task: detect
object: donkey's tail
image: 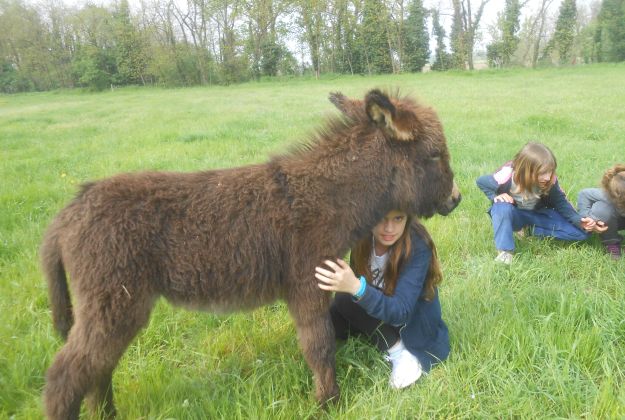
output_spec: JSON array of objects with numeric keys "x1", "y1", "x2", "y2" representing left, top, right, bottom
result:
[{"x1": 40, "y1": 226, "x2": 73, "y2": 341}]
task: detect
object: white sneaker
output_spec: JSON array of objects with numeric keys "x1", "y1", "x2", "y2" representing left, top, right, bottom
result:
[
  {"x1": 494, "y1": 251, "x2": 513, "y2": 265},
  {"x1": 389, "y1": 349, "x2": 423, "y2": 389}
]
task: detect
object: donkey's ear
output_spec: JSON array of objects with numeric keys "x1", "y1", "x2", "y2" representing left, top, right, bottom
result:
[
  {"x1": 365, "y1": 89, "x2": 412, "y2": 141},
  {"x1": 329, "y1": 91, "x2": 363, "y2": 119},
  {"x1": 365, "y1": 89, "x2": 394, "y2": 125},
  {"x1": 329, "y1": 91, "x2": 348, "y2": 110}
]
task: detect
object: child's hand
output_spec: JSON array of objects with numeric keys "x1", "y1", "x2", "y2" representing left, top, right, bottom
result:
[
  {"x1": 580, "y1": 217, "x2": 609, "y2": 233},
  {"x1": 580, "y1": 217, "x2": 596, "y2": 232},
  {"x1": 593, "y1": 220, "x2": 608, "y2": 233},
  {"x1": 494, "y1": 193, "x2": 514, "y2": 204},
  {"x1": 315, "y1": 259, "x2": 360, "y2": 295}
]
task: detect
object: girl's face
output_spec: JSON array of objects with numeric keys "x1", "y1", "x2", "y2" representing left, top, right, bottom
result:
[
  {"x1": 372, "y1": 210, "x2": 408, "y2": 251},
  {"x1": 537, "y1": 169, "x2": 554, "y2": 189}
]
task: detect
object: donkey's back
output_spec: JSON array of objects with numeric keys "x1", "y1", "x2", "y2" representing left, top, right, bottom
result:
[{"x1": 46, "y1": 166, "x2": 289, "y2": 315}]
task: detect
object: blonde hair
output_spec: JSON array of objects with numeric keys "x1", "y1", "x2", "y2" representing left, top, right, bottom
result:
[
  {"x1": 602, "y1": 164, "x2": 625, "y2": 214},
  {"x1": 512, "y1": 142, "x2": 557, "y2": 194},
  {"x1": 351, "y1": 217, "x2": 441, "y2": 301}
]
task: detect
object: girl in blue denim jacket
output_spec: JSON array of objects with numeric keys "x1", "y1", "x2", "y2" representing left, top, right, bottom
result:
[{"x1": 315, "y1": 210, "x2": 449, "y2": 389}]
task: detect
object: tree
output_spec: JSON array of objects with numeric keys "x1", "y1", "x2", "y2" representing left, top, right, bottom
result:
[
  {"x1": 341, "y1": 0, "x2": 365, "y2": 74},
  {"x1": 113, "y1": 0, "x2": 149, "y2": 85},
  {"x1": 596, "y1": 0, "x2": 625, "y2": 62},
  {"x1": 0, "y1": 0, "x2": 57, "y2": 91},
  {"x1": 516, "y1": 0, "x2": 555, "y2": 67},
  {"x1": 360, "y1": 0, "x2": 393, "y2": 74},
  {"x1": 297, "y1": 0, "x2": 325, "y2": 78},
  {"x1": 211, "y1": 0, "x2": 248, "y2": 84},
  {"x1": 0, "y1": 57, "x2": 32, "y2": 92},
  {"x1": 431, "y1": 8, "x2": 451, "y2": 70},
  {"x1": 170, "y1": 0, "x2": 217, "y2": 85},
  {"x1": 142, "y1": 0, "x2": 200, "y2": 86},
  {"x1": 244, "y1": 0, "x2": 290, "y2": 78},
  {"x1": 402, "y1": 0, "x2": 429, "y2": 72},
  {"x1": 41, "y1": 0, "x2": 75, "y2": 88},
  {"x1": 69, "y1": 5, "x2": 118, "y2": 90},
  {"x1": 544, "y1": 0, "x2": 577, "y2": 64},
  {"x1": 450, "y1": 0, "x2": 491, "y2": 70},
  {"x1": 386, "y1": 0, "x2": 406, "y2": 73},
  {"x1": 576, "y1": 1, "x2": 601, "y2": 63},
  {"x1": 486, "y1": 0, "x2": 524, "y2": 67},
  {"x1": 531, "y1": 0, "x2": 555, "y2": 67},
  {"x1": 72, "y1": 44, "x2": 117, "y2": 90},
  {"x1": 450, "y1": 0, "x2": 467, "y2": 68}
]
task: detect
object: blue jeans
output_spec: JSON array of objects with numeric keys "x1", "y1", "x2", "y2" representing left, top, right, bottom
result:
[{"x1": 489, "y1": 203, "x2": 589, "y2": 252}]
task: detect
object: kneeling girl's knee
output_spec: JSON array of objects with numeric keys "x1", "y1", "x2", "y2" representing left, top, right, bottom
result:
[{"x1": 490, "y1": 202, "x2": 515, "y2": 218}]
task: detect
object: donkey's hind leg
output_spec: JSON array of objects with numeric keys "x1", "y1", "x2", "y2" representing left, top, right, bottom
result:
[
  {"x1": 287, "y1": 289, "x2": 339, "y2": 405},
  {"x1": 85, "y1": 370, "x2": 115, "y2": 419},
  {"x1": 44, "y1": 290, "x2": 155, "y2": 420}
]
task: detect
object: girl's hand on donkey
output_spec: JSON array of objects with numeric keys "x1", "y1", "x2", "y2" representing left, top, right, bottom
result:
[
  {"x1": 494, "y1": 193, "x2": 514, "y2": 204},
  {"x1": 315, "y1": 259, "x2": 360, "y2": 295}
]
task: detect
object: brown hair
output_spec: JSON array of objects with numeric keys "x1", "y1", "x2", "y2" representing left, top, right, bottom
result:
[
  {"x1": 602, "y1": 164, "x2": 625, "y2": 214},
  {"x1": 512, "y1": 142, "x2": 557, "y2": 194},
  {"x1": 351, "y1": 216, "x2": 442, "y2": 301}
]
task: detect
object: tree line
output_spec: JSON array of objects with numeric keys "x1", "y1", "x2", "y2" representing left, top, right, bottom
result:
[{"x1": 1, "y1": 0, "x2": 624, "y2": 92}]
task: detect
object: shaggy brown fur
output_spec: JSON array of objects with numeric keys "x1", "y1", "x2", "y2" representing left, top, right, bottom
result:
[{"x1": 41, "y1": 89, "x2": 461, "y2": 419}]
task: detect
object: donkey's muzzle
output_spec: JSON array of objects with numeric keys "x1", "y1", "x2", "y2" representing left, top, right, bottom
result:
[{"x1": 437, "y1": 182, "x2": 461, "y2": 216}]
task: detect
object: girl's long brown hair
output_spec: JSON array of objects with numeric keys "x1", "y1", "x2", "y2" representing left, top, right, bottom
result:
[
  {"x1": 512, "y1": 142, "x2": 557, "y2": 195},
  {"x1": 351, "y1": 216, "x2": 442, "y2": 301}
]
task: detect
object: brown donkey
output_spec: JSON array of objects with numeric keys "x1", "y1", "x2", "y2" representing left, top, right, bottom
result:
[{"x1": 41, "y1": 89, "x2": 461, "y2": 418}]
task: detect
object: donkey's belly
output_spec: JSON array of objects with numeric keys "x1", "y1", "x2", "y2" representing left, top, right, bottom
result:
[{"x1": 160, "y1": 274, "x2": 283, "y2": 314}]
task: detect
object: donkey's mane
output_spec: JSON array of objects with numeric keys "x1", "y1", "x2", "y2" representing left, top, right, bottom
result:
[
  {"x1": 275, "y1": 89, "x2": 422, "y2": 164},
  {"x1": 274, "y1": 112, "x2": 365, "y2": 163}
]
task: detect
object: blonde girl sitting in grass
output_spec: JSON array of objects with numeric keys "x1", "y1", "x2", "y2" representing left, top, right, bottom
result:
[{"x1": 476, "y1": 142, "x2": 593, "y2": 264}]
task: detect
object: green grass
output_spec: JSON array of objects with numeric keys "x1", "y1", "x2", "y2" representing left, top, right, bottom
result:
[{"x1": 2, "y1": 63, "x2": 625, "y2": 419}]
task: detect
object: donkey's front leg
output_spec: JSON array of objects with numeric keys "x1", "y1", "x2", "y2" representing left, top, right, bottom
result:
[{"x1": 288, "y1": 290, "x2": 339, "y2": 405}]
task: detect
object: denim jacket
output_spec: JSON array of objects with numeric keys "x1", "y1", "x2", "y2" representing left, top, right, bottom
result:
[{"x1": 356, "y1": 230, "x2": 449, "y2": 372}]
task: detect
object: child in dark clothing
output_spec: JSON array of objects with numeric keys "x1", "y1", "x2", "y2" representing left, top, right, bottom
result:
[
  {"x1": 578, "y1": 164, "x2": 625, "y2": 259},
  {"x1": 315, "y1": 210, "x2": 449, "y2": 389},
  {"x1": 476, "y1": 142, "x2": 593, "y2": 264}
]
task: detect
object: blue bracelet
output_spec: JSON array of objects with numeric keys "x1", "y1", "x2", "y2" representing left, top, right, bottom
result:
[{"x1": 353, "y1": 275, "x2": 367, "y2": 300}]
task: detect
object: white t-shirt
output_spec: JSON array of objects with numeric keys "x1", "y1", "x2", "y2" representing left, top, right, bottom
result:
[{"x1": 370, "y1": 250, "x2": 389, "y2": 288}]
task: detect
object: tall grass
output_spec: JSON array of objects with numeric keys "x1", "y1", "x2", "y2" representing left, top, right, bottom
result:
[{"x1": 1, "y1": 63, "x2": 624, "y2": 419}]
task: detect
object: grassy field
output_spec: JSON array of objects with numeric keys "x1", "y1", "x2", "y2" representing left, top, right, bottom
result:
[{"x1": 1, "y1": 63, "x2": 625, "y2": 419}]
